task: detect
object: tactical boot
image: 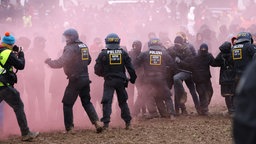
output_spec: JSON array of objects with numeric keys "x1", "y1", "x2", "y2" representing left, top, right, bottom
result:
[
  {"x1": 22, "y1": 131, "x2": 39, "y2": 141},
  {"x1": 125, "y1": 122, "x2": 131, "y2": 130},
  {"x1": 181, "y1": 109, "x2": 188, "y2": 115},
  {"x1": 181, "y1": 107, "x2": 188, "y2": 115},
  {"x1": 66, "y1": 127, "x2": 76, "y2": 135},
  {"x1": 175, "y1": 108, "x2": 180, "y2": 116},
  {"x1": 196, "y1": 107, "x2": 202, "y2": 115},
  {"x1": 102, "y1": 123, "x2": 109, "y2": 131},
  {"x1": 94, "y1": 121, "x2": 103, "y2": 133},
  {"x1": 200, "y1": 111, "x2": 209, "y2": 116}
]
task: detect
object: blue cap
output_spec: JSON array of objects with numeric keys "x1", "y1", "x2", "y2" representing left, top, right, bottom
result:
[{"x1": 2, "y1": 32, "x2": 15, "y2": 45}]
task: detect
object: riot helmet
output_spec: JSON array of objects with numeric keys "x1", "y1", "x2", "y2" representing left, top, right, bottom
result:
[
  {"x1": 148, "y1": 38, "x2": 162, "y2": 48},
  {"x1": 236, "y1": 32, "x2": 253, "y2": 44},
  {"x1": 105, "y1": 33, "x2": 120, "y2": 49},
  {"x1": 63, "y1": 28, "x2": 79, "y2": 44}
]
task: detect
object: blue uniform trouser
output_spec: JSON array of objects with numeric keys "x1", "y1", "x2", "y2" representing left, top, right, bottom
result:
[
  {"x1": 62, "y1": 77, "x2": 99, "y2": 131},
  {"x1": 0, "y1": 87, "x2": 29, "y2": 136},
  {"x1": 101, "y1": 78, "x2": 131, "y2": 126},
  {"x1": 142, "y1": 76, "x2": 175, "y2": 117}
]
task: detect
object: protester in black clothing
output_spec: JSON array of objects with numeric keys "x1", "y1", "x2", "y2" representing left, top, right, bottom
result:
[
  {"x1": 176, "y1": 43, "x2": 215, "y2": 115},
  {"x1": 213, "y1": 41, "x2": 236, "y2": 115},
  {"x1": 168, "y1": 36, "x2": 200, "y2": 115}
]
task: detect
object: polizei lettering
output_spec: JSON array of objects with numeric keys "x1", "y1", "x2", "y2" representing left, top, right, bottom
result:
[
  {"x1": 149, "y1": 51, "x2": 162, "y2": 55},
  {"x1": 233, "y1": 44, "x2": 244, "y2": 49},
  {"x1": 78, "y1": 43, "x2": 87, "y2": 48},
  {"x1": 107, "y1": 50, "x2": 122, "y2": 54}
]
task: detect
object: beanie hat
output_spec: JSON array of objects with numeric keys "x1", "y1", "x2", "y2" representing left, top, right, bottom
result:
[
  {"x1": 174, "y1": 36, "x2": 184, "y2": 45},
  {"x1": 2, "y1": 32, "x2": 15, "y2": 45}
]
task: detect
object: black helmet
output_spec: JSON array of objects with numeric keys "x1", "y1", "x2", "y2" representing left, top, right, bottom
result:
[
  {"x1": 105, "y1": 33, "x2": 120, "y2": 44},
  {"x1": 236, "y1": 32, "x2": 253, "y2": 44},
  {"x1": 148, "y1": 38, "x2": 162, "y2": 47},
  {"x1": 63, "y1": 28, "x2": 79, "y2": 43},
  {"x1": 132, "y1": 40, "x2": 142, "y2": 51}
]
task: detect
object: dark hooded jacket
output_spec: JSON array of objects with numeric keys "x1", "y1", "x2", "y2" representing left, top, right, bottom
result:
[
  {"x1": 178, "y1": 44, "x2": 215, "y2": 83},
  {"x1": 213, "y1": 41, "x2": 236, "y2": 84}
]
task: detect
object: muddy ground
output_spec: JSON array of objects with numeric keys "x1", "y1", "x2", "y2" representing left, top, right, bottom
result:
[{"x1": 0, "y1": 106, "x2": 233, "y2": 144}]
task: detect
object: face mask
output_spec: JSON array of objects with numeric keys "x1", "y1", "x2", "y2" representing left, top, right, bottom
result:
[{"x1": 198, "y1": 49, "x2": 208, "y2": 56}]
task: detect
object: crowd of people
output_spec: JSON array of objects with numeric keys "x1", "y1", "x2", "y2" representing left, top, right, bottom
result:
[{"x1": 0, "y1": 0, "x2": 256, "y2": 143}]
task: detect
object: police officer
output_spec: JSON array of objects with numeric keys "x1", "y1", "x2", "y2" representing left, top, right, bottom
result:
[
  {"x1": 233, "y1": 59, "x2": 256, "y2": 144},
  {"x1": 135, "y1": 38, "x2": 175, "y2": 118},
  {"x1": 232, "y1": 32, "x2": 256, "y2": 81},
  {"x1": 94, "y1": 33, "x2": 137, "y2": 130},
  {"x1": 232, "y1": 32, "x2": 256, "y2": 111},
  {"x1": 168, "y1": 36, "x2": 200, "y2": 115},
  {"x1": 45, "y1": 28, "x2": 102, "y2": 133},
  {"x1": 0, "y1": 32, "x2": 39, "y2": 141}
]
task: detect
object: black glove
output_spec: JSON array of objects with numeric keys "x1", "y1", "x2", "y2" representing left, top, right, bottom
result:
[
  {"x1": 13, "y1": 45, "x2": 20, "y2": 52},
  {"x1": 45, "y1": 58, "x2": 52, "y2": 64},
  {"x1": 130, "y1": 78, "x2": 136, "y2": 84},
  {"x1": 18, "y1": 51, "x2": 24, "y2": 58}
]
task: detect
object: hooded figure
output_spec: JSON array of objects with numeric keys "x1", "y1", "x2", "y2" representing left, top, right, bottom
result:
[
  {"x1": 176, "y1": 43, "x2": 215, "y2": 115},
  {"x1": 198, "y1": 43, "x2": 209, "y2": 56},
  {"x1": 212, "y1": 41, "x2": 235, "y2": 115}
]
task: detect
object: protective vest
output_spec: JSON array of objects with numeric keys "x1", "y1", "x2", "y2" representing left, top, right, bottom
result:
[
  {"x1": 144, "y1": 48, "x2": 166, "y2": 74},
  {"x1": 232, "y1": 43, "x2": 253, "y2": 74},
  {"x1": 102, "y1": 49, "x2": 126, "y2": 79},
  {"x1": 62, "y1": 42, "x2": 91, "y2": 79},
  {"x1": 0, "y1": 49, "x2": 12, "y2": 86}
]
